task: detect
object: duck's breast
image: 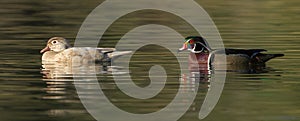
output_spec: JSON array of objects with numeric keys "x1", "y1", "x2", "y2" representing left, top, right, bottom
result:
[
  {"x1": 42, "y1": 51, "x2": 57, "y2": 62},
  {"x1": 189, "y1": 53, "x2": 209, "y2": 64},
  {"x1": 188, "y1": 53, "x2": 209, "y2": 71}
]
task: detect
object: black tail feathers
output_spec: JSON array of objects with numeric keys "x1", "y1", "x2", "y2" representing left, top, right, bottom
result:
[{"x1": 255, "y1": 53, "x2": 284, "y2": 63}]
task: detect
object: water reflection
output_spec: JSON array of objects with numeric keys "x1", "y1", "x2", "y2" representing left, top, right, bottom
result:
[
  {"x1": 40, "y1": 62, "x2": 117, "y2": 118},
  {"x1": 41, "y1": 62, "x2": 112, "y2": 79},
  {"x1": 40, "y1": 59, "x2": 222, "y2": 120},
  {"x1": 39, "y1": 46, "x2": 282, "y2": 121}
]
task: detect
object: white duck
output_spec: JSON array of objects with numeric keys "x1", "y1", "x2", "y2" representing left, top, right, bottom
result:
[{"x1": 40, "y1": 37, "x2": 131, "y2": 64}]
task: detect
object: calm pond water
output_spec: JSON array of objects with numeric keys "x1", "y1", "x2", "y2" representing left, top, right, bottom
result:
[{"x1": 0, "y1": 0, "x2": 299, "y2": 121}]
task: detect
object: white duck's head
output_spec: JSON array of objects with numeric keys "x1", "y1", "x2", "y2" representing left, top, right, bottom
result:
[{"x1": 40, "y1": 37, "x2": 71, "y2": 53}]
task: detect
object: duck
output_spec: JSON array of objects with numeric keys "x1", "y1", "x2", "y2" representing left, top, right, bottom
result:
[
  {"x1": 40, "y1": 37, "x2": 131, "y2": 64},
  {"x1": 178, "y1": 36, "x2": 284, "y2": 71}
]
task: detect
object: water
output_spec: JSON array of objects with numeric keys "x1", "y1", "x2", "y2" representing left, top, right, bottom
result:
[{"x1": 0, "y1": 0, "x2": 299, "y2": 121}]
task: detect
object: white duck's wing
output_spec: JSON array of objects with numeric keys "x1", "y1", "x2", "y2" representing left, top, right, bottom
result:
[
  {"x1": 51, "y1": 47, "x2": 131, "y2": 64},
  {"x1": 54, "y1": 48, "x2": 103, "y2": 64}
]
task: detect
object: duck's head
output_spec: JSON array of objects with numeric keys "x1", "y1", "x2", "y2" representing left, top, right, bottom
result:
[
  {"x1": 40, "y1": 37, "x2": 71, "y2": 53},
  {"x1": 178, "y1": 36, "x2": 211, "y2": 53}
]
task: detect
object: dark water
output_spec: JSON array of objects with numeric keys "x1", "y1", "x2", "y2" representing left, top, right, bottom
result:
[{"x1": 0, "y1": 0, "x2": 299, "y2": 121}]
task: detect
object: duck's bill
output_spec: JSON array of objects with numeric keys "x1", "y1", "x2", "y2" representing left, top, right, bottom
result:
[
  {"x1": 177, "y1": 48, "x2": 186, "y2": 53},
  {"x1": 40, "y1": 46, "x2": 50, "y2": 53},
  {"x1": 178, "y1": 43, "x2": 188, "y2": 53}
]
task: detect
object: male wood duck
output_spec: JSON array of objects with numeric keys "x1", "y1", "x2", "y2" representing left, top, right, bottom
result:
[
  {"x1": 178, "y1": 36, "x2": 284, "y2": 71},
  {"x1": 40, "y1": 37, "x2": 131, "y2": 64}
]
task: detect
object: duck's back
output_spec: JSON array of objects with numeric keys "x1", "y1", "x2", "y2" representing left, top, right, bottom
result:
[
  {"x1": 225, "y1": 49, "x2": 266, "y2": 57},
  {"x1": 54, "y1": 47, "x2": 104, "y2": 64}
]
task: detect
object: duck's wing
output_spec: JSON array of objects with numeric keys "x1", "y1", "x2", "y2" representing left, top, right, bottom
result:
[
  {"x1": 225, "y1": 49, "x2": 284, "y2": 63},
  {"x1": 224, "y1": 49, "x2": 266, "y2": 57},
  {"x1": 212, "y1": 48, "x2": 283, "y2": 63}
]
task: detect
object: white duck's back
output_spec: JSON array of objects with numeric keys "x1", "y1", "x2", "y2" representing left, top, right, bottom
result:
[{"x1": 41, "y1": 37, "x2": 131, "y2": 64}]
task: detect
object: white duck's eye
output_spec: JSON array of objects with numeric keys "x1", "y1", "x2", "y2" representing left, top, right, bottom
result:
[{"x1": 52, "y1": 40, "x2": 57, "y2": 44}]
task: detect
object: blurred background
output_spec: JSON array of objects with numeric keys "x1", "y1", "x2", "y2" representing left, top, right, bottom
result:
[{"x1": 0, "y1": 0, "x2": 299, "y2": 121}]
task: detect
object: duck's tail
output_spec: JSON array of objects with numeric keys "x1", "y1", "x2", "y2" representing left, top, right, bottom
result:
[
  {"x1": 99, "y1": 51, "x2": 132, "y2": 63},
  {"x1": 255, "y1": 53, "x2": 284, "y2": 63},
  {"x1": 107, "y1": 51, "x2": 132, "y2": 59}
]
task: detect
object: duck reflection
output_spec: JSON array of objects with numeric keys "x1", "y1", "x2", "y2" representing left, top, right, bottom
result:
[
  {"x1": 41, "y1": 62, "x2": 112, "y2": 79},
  {"x1": 41, "y1": 62, "x2": 111, "y2": 99},
  {"x1": 41, "y1": 62, "x2": 129, "y2": 118},
  {"x1": 40, "y1": 52, "x2": 223, "y2": 120}
]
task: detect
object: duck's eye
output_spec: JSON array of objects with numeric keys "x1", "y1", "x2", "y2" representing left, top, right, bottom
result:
[{"x1": 52, "y1": 40, "x2": 57, "y2": 44}]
